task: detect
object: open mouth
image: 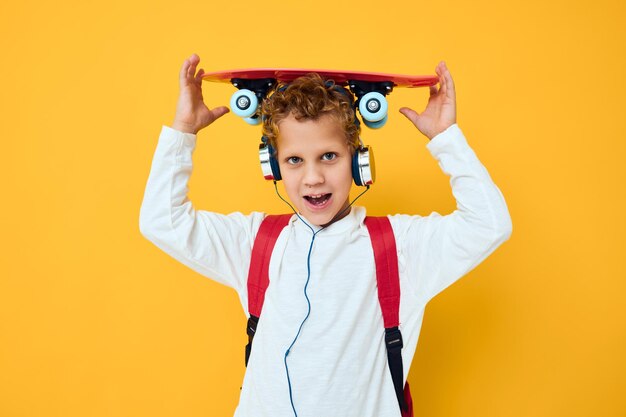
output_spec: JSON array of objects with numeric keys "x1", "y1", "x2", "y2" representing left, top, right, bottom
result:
[{"x1": 303, "y1": 193, "x2": 332, "y2": 207}]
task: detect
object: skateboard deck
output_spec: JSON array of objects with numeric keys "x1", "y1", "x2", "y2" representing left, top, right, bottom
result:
[
  {"x1": 202, "y1": 68, "x2": 438, "y2": 88},
  {"x1": 203, "y1": 68, "x2": 439, "y2": 128}
]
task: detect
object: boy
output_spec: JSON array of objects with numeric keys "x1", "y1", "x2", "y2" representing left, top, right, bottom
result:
[{"x1": 139, "y1": 54, "x2": 512, "y2": 417}]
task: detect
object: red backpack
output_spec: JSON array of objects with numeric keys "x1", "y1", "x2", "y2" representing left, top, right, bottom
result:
[{"x1": 245, "y1": 214, "x2": 413, "y2": 417}]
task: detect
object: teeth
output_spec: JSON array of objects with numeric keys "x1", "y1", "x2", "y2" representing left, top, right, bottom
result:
[{"x1": 304, "y1": 193, "x2": 331, "y2": 207}]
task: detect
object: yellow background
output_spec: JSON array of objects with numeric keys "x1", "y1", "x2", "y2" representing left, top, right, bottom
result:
[{"x1": 1, "y1": 0, "x2": 624, "y2": 416}]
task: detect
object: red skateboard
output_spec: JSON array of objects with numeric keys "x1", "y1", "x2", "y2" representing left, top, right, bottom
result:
[{"x1": 203, "y1": 68, "x2": 439, "y2": 128}]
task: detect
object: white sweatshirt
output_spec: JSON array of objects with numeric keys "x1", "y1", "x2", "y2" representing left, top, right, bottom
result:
[{"x1": 139, "y1": 123, "x2": 512, "y2": 417}]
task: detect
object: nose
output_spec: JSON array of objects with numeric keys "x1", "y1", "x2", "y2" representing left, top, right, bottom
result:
[{"x1": 303, "y1": 162, "x2": 324, "y2": 187}]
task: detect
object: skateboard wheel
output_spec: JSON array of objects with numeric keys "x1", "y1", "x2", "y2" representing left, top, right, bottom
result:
[
  {"x1": 244, "y1": 116, "x2": 262, "y2": 125},
  {"x1": 363, "y1": 115, "x2": 388, "y2": 129},
  {"x1": 358, "y1": 92, "x2": 387, "y2": 122},
  {"x1": 230, "y1": 89, "x2": 258, "y2": 118}
]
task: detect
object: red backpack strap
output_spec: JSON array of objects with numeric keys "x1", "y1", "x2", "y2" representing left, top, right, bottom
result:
[
  {"x1": 248, "y1": 214, "x2": 292, "y2": 316},
  {"x1": 364, "y1": 216, "x2": 400, "y2": 327},
  {"x1": 364, "y1": 216, "x2": 412, "y2": 416},
  {"x1": 245, "y1": 214, "x2": 291, "y2": 367}
]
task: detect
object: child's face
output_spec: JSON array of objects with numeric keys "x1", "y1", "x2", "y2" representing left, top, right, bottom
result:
[{"x1": 276, "y1": 113, "x2": 353, "y2": 227}]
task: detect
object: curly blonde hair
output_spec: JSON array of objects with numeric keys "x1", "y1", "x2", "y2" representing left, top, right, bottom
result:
[{"x1": 261, "y1": 73, "x2": 360, "y2": 154}]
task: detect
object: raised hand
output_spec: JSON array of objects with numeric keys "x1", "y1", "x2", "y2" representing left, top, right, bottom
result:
[
  {"x1": 399, "y1": 61, "x2": 457, "y2": 140},
  {"x1": 172, "y1": 54, "x2": 229, "y2": 134}
]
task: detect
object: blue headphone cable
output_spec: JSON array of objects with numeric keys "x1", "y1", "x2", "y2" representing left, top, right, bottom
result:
[{"x1": 272, "y1": 181, "x2": 370, "y2": 417}]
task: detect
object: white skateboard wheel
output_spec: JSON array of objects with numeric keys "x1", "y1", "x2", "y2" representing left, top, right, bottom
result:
[
  {"x1": 230, "y1": 89, "x2": 258, "y2": 118},
  {"x1": 244, "y1": 116, "x2": 262, "y2": 125},
  {"x1": 363, "y1": 114, "x2": 388, "y2": 129},
  {"x1": 358, "y1": 92, "x2": 388, "y2": 122}
]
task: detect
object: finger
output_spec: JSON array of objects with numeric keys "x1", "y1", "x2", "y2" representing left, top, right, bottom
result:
[
  {"x1": 399, "y1": 107, "x2": 420, "y2": 127},
  {"x1": 187, "y1": 61, "x2": 196, "y2": 81},
  {"x1": 211, "y1": 106, "x2": 230, "y2": 121},
  {"x1": 179, "y1": 58, "x2": 191, "y2": 86},
  {"x1": 436, "y1": 61, "x2": 444, "y2": 78},
  {"x1": 429, "y1": 84, "x2": 438, "y2": 96},
  {"x1": 434, "y1": 62, "x2": 443, "y2": 92},
  {"x1": 187, "y1": 54, "x2": 200, "y2": 80},
  {"x1": 442, "y1": 63, "x2": 456, "y2": 99},
  {"x1": 439, "y1": 62, "x2": 447, "y2": 96},
  {"x1": 195, "y1": 68, "x2": 205, "y2": 83}
]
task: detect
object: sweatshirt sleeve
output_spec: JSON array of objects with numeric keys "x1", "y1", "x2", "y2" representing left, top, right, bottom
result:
[
  {"x1": 139, "y1": 125, "x2": 265, "y2": 294},
  {"x1": 389, "y1": 124, "x2": 513, "y2": 304}
]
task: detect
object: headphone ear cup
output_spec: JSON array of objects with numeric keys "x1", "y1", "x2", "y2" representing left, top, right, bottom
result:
[
  {"x1": 352, "y1": 150, "x2": 363, "y2": 186},
  {"x1": 351, "y1": 145, "x2": 375, "y2": 186},
  {"x1": 259, "y1": 142, "x2": 282, "y2": 181},
  {"x1": 268, "y1": 144, "x2": 282, "y2": 181}
]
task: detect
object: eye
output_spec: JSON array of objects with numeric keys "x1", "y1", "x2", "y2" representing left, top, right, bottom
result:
[
  {"x1": 286, "y1": 156, "x2": 302, "y2": 165},
  {"x1": 321, "y1": 152, "x2": 337, "y2": 161}
]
